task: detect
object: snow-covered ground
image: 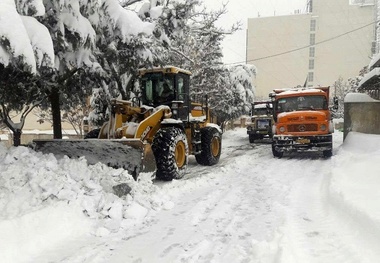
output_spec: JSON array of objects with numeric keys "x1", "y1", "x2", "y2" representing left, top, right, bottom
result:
[{"x1": 1, "y1": 127, "x2": 380, "y2": 263}]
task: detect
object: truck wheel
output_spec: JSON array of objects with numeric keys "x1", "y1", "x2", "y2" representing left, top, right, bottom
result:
[
  {"x1": 272, "y1": 143, "x2": 283, "y2": 158},
  {"x1": 323, "y1": 150, "x2": 332, "y2": 158},
  {"x1": 152, "y1": 127, "x2": 189, "y2": 181},
  {"x1": 84, "y1": 128, "x2": 100, "y2": 139},
  {"x1": 249, "y1": 134, "x2": 255, "y2": 143},
  {"x1": 195, "y1": 127, "x2": 222, "y2": 165}
]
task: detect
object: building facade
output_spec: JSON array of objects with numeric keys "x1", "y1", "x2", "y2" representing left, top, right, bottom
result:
[{"x1": 247, "y1": 0, "x2": 375, "y2": 98}]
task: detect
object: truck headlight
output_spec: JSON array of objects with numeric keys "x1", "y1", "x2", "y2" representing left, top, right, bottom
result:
[
  {"x1": 279, "y1": 126, "x2": 285, "y2": 133},
  {"x1": 320, "y1": 124, "x2": 326, "y2": 131}
]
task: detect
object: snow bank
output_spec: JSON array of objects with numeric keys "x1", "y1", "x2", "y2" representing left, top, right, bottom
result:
[
  {"x1": 0, "y1": 144, "x2": 161, "y2": 262},
  {"x1": 0, "y1": 202, "x2": 92, "y2": 262},
  {"x1": 330, "y1": 132, "x2": 380, "y2": 224},
  {"x1": 344, "y1": 92, "x2": 378, "y2": 103},
  {"x1": 0, "y1": 141, "x2": 223, "y2": 261},
  {"x1": 1, "y1": 129, "x2": 380, "y2": 262}
]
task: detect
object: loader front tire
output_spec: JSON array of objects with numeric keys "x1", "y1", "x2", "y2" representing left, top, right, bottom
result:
[
  {"x1": 152, "y1": 127, "x2": 189, "y2": 181},
  {"x1": 195, "y1": 127, "x2": 222, "y2": 166}
]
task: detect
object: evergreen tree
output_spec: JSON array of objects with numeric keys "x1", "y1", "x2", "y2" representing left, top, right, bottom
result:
[
  {"x1": 0, "y1": 0, "x2": 54, "y2": 145},
  {"x1": 35, "y1": 0, "x2": 97, "y2": 139},
  {"x1": 85, "y1": 0, "x2": 167, "y2": 125},
  {"x1": 153, "y1": 0, "x2": 254, "y2": 123}
]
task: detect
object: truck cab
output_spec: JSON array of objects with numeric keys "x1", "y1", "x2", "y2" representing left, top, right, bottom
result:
[
  {"x1": 246, "y1": 101, "x2": 273, "y2": 143},
  {"x1": 271, "y1": 87, "x2": 336, "y2": 158}
]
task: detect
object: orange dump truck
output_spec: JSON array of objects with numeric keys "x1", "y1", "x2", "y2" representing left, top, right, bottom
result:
[{"x1": 270, "y1": 87, "x2": 338, "y2": 158}]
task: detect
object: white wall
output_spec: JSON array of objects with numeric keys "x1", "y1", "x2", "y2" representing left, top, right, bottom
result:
[{"x1": 247, "y1": 0, "x2": 374, "y2": 98}]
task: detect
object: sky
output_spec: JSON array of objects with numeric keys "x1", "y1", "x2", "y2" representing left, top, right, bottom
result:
[
  {"x1": 1, "y1": 126, "x2": 380, "y2": 262},
  {"x1": 204, "y1": 0, "x2": 309, "y2": 64}
]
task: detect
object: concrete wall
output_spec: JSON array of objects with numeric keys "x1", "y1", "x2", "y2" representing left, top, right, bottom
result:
[
  {"x1": 344, "y1": 101, "x2": 380, "y2": 139},
  {"x1": 0, "y1": 133, "x2": 83, "y2": 148}
]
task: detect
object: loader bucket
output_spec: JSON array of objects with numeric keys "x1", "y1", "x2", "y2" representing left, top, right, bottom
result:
[{"x1": 31, "y1": 139, "x2": 156, "y2": 179}]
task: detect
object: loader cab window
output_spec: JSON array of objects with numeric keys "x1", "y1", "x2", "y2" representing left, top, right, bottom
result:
[
  {"x1": 141, "y1": 73, "x2": 175, "y2": 106},
  {"x1": 176, "y1": 73, "x2": 190, "y2": 102},
  {"x1": 144, "y1": 79, "x2": 154, "y2": 102},
  {"x1": 177, "y1": 74, "x2": 188, "y2": 101},
  {"x1": 178, "y1": 77, "x2": 184, "y2": 100},
  {"x1": 156, "y1": 77, "x2": 174, "y2": 103}
]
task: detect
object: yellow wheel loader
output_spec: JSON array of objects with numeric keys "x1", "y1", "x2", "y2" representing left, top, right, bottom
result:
[{"x1": 32, "y1": 66, "x2": 222, "y2": 180}]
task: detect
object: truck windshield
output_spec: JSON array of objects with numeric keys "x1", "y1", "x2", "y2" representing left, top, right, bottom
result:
[
  {"x1": 252, "y1": 104, "x2": 272, "y2": 115},
  {"x1": 277, "y1": 95, "x2": 327, "y2": 113},
  {"x1": 141, "y1": 73, "x2": 175, "y2": 106}
]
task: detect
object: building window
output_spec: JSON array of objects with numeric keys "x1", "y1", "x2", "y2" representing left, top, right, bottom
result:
[
  {"x1": 310, "y1": 19, "x2": 316, "y2": 31},
  {"x1": 309, "y1": 47, "x2": 315, "y2": 57},
  {"x1": 309, "y1": 59, "x2": 314, "y2": 70},
  {"x1": 308, "y1": 72, "x2": 314, "y2": 82},
  {"x1": 310, "y1": 34, "x2": 315, "y2": 45}
]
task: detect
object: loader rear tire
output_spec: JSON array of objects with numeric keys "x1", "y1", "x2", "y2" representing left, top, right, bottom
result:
[
  {"x1": 152, "y1": 127, "x2": 189, "y2": 181},
  {"x1": 195, "y1": 127, "x2": 222, "y2": 166}
]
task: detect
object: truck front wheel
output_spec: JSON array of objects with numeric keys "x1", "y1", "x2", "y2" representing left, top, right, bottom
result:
[
  {"x1": 272, "y1": 143, "x2": 283, "y2": 158},
  {"x1": 323, "y1": 149, "x2": 332, "y2": 158}
]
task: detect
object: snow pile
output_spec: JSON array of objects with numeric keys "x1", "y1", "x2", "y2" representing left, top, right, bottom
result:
[
  {"x1": 1, "y1": 129, "x2": 380, "y2": 262},
  {"x1": 330, "y1": 132, "x2": 380, "y2": 222},
  {"x1": 0, "y1": 142, "x2": 222, "y2": 262},
  {"x1": 0, "y1": 145, "x2": 160, "y2": 261}
]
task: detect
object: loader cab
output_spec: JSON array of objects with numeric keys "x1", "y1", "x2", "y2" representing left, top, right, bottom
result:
[{"x1": 139, "y1": 67, "x2": 191, "y2": 120}]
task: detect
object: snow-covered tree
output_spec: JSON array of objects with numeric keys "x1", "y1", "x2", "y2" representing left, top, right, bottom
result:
[
  {"x1": 215, "y1": 64, "x2": 256, "y2": 123},
  {"x1": 0, "y1": 0, "x2": 54, "y2": 146},
  {"x1": 352, "y1": 66, "x2": 369, "y2": 93},
  {"x1": 332, "y1": 66, "x2": 369, "y2": 118},
  {"x1": 332, "y1": 76, "x2": 350, "y2": 118},
  {"x1": 34, "y1": 0, "x2": 98, "y2": 139},
  {"x1": 85, "y1": 0, "x2": 167, "y2": 125},
  {"x1": 147, "y1": 0, "x2": 251, "y2": 123}
]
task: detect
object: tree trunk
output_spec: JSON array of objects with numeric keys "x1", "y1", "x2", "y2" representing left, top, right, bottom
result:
[
  {"x1": 13, "y1": 129, "x2": 22, "y2": 146},
  {"x1": 50, "y1": 87, "x2": 62, "y2": 139}
]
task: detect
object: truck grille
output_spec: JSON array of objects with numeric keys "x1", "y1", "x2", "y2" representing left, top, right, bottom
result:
[
  {"x1": 255, "y1": 119, "x2": 270, "y2": 130},
  {"x1": 287, "y1": 123, "x2": 318, "y2": 132}
]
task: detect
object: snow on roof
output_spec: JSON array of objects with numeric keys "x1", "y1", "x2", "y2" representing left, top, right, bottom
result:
[
  {"x1": 368, "y1": 52, "x2": 380, "y2": 70},
  {"x1": 254, "y1": 103, "x2": 272, "y2": 109},
  {"x1": 358, "y1": 67, "x2": 380, "y2": 88},
  {"x1": 344, "y1": 92, "x2": 379, "y2": 103},
  {"x1": 276, "y1": 88, "x2": 325, "y2": 96}
]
